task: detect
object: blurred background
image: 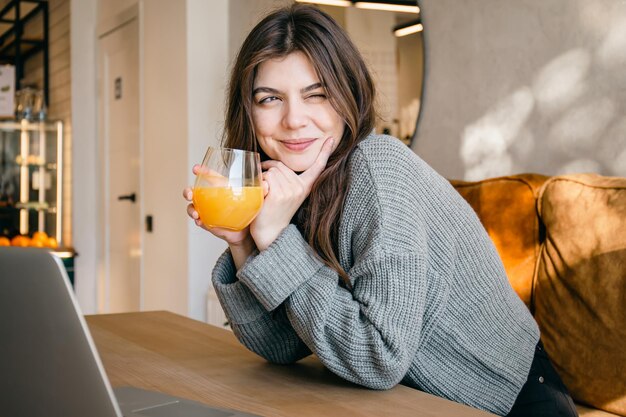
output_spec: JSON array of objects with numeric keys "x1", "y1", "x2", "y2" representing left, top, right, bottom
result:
[{"x1": 1, "y1": 0, "x2": 624, "y2": 328}]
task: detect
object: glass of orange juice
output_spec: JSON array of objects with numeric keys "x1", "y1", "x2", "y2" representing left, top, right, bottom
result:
[{"x1": 192, "y1": 147, "x2": 263, "y2": 231}]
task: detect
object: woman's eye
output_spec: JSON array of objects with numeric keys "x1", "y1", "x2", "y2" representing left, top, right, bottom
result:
[
  {"x1": 258, "y1": 96, "x2": 279, "y2": 104},
  {"x1": 306, "y1": 93, "x2": 326, "y2": 102}
]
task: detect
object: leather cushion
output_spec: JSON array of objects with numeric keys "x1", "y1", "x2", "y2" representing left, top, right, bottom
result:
[
  {"x1": 535, "y1": 174, "x2": 626, "y2": 416},
  {"x1": 450, "y1": 174, "x2": 549, "y2": 309},
  {"x1": 577, "y1": 404, "x2": 623, "y2": 417}
]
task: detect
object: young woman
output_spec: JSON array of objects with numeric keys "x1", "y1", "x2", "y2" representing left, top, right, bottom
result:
[{"x1": 183, "y1": 5, "x2": 578, "y2": 416}]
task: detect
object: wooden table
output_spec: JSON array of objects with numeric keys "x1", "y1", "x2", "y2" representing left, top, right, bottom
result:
[{"x1": 87, "y1": 311, "x2": 495, "y2": 417}]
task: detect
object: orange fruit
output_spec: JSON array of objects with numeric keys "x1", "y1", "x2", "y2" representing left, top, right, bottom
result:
[
  {"x1": 0, "y1": 236, "x2": 10, "y2": 246},
  {"x1": 30, "y1": 239, "x2": 46, "y2": 247},
  {"x1": 46, "y1": 237, "x2": 59, "y2": 248},
  {"x1": 11, "y1": 235, "x2": 30, "y2": 247},
  {"x1": 32, "y1": 231, "x2": 48, "y2": 242}
]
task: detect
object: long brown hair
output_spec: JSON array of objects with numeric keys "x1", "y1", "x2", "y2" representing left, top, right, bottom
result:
[{"x1": 223, "y1": 4, "x2": 376, "y2": 286}]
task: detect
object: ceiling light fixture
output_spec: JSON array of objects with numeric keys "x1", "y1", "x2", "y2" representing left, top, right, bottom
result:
[
  {"x1": 295, "y1": 0, "x2": 420, "y2": 14},
  {"x1": 393, "y1": 21, "x2": 423, "y2": 37},
  {"x1": 296, "y1": 0, "x2": 352, "y2": 6},
  {"x1": 354, "y1": 1, "x2": 420, "y2": 14}
]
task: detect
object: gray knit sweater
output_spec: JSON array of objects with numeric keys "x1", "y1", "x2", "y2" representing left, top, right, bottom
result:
[{"x1": 212, "y1": 134, "x2": 539, "y2": 415}]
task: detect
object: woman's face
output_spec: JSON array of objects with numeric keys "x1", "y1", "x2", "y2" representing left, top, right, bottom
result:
[{"x1": 252, "y1": 51, "x2": 345, "y2": 172}]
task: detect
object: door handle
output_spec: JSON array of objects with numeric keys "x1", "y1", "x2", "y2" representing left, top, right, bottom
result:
[{"x1": 118, "y1": 193, "x2": 136, "y2": 203}]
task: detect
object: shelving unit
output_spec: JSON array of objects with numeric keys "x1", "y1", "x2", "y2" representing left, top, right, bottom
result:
[
  {"x1": 0, "y1": 0, "x2": 49, "y2": 104},
  {"x1": 0, "y1": 119, "x2": 63, "y2": 241},
  {"x1": 0, "y1": 119, "x2": 73, "y2": 282}
]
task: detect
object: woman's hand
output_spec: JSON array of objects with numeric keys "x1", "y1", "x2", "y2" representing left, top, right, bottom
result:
[
  {"x1": 183, "y1": 164, "x2": 257, "y2": 269},
  {"x1": 250, "y1": 137, "x2": 334, "y2": 251}
]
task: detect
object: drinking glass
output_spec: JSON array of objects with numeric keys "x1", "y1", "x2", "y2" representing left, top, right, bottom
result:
[{"x1": 193, "y1": 147, "x2": 263, "y2": 231}]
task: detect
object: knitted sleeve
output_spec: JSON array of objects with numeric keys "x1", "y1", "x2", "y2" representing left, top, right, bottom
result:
[
  {"x1": 212, "y1": 249, "x2": 312, "y2": 364},
  {"x1": 238, "y1": 226, "x2": 437, "y2": 390}
]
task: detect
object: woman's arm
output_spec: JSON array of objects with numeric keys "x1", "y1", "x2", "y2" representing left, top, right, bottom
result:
[
  {"x1": 228, "y1": 235, "x2": 257, "y2": 271},
  {"x1": 212, "y1": 248, "x2": 312, "y2": 364},
  {"x1": 235, "y1": 223, "x2": 443, "y2": 390}
]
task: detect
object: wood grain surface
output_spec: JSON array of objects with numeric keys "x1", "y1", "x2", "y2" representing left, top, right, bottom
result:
[{"x1": 86, "y1": 311, "x2": 495, "y2": 417}]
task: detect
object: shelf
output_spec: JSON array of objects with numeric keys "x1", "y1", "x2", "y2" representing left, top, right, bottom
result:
[
  {"x1": 14, "y1": 201, "x2": 50, "y2": 211},
  {"x1": 12, "y1": 161, "x2": 57, "y2": 169},
  {"x1": 12, "y1": 155, "x2": 57, "y2": 169},
  {"x1": 0, "y1": 120, "x2": 61, "y2": 132},
  {"x1": 0, "y1": 37, "x2": 45, "y2": 60},
  {"x1": 0, "y1": 119, "x2": 63, "y2": 244},
  {"x1": 0, "y1": 204, "x2": 55, "y2": 214},
  {"x1": 0, "y1": 1, "x2": 42, "y2": 42},
  {"x1": 0, "y1": 0, "x2": 49, "y2": 104}
]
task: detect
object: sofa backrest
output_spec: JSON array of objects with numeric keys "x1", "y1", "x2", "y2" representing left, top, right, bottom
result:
[
  {"x1": 534, "y1": 174, "x2": 626, "y2": 416},
  {"x1": 450, "y1": 174, "x2": 549, "y2": 309},
  {"x1": 452, "y1": 173, "x2": 626, "y2": 416}
]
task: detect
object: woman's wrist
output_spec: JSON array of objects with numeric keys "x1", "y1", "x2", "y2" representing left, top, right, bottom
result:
[
  {"x1": 229, "y1": 235, "x2": 257, "y2": 270},
  {"x1": 251, "y1": 224, "x2": 287, "y2": 252}
]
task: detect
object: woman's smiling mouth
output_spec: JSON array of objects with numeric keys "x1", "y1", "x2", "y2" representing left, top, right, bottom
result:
[{"x1": 280, "y1": 138, "x2": 318, "y2": 152}]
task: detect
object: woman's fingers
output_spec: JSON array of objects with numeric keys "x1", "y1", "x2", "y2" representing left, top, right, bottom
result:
[
  {"x1": 193, "y1": 165, "x2": 224, "y2": 180},
  {"x1": 263, "y1": 162, "x2": 303, "y2": 191},
  {"x1": 261, "y1": 136, "x2": 334, "y2": 194},
  {"x1": 264, "y1": 161, "x2": 300, "y2": 189},
  {"x1": 192, "y1": 164, "x2": 217, "y2": 176},
  {"x1": 262, "y1": 170, "x2": 278, "y2": 202},
  {"x1": 262, "y1": 180, "x2": 269, "y2": 197},
  {"x1": 267, "y1": 166, "x2": 297, "y2": 193},
  {"x1": 261, "y1": 160, "x2": 281, "y2": 170},
  {"x1": 299, "y1": 137, "x2": 334, "y2": 189},
  {"x1": 187, "y1": 203, "x2": 199, "y2": 220},
  {"x1": 183, "y1": 187, "x2": 193, "y2": 201},
  {"x1": 187, "y1": 204, "x2": 207, "y2": 230}
]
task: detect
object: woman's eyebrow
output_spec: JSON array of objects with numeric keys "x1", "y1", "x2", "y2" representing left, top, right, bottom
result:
[
  {"x1": 253, "y1": 86, "x2": 280, "y2": 95},
  {"x1": 301, "y1": 82, "x2": 323, "y2": 93},
  {"x1": 252, "y1": 83, "x2": 323, "y2": 95}
]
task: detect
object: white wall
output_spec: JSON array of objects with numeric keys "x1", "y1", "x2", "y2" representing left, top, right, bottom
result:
[
  {"x1": 413, "y1": 0, "x2": 626, "y2": 180},
  {"x1": 97, "y1": 0, "x2": 137, "y2": 22},
  {"x1": 72, "y1": 0, "x2": 230, "y2": 319},
  {"x1": 141, "y1": 0, "x2": 189, "y2": 315},
  {"x1": 228, "y1": 0, "x2": 293, "y2": 61},
  {"x1": 186, "y1": 0, "x2": 229, "y2": 321},
  {"x1": 71, "y1": 0, "x2": 98, "y2": 313}
]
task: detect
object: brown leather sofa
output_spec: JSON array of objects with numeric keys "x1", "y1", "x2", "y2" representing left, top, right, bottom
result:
[{"x1": 450, "y1": 173, "x2": 626, "y2": 417}]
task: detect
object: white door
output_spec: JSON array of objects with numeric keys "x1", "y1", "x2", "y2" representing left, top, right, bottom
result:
[{"x1": 97, "y1": 17, "x2": 141, "y2": 313}]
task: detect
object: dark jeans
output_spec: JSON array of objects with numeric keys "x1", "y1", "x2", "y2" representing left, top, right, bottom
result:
[{"x1": 507, "y1": 341, "x2": 579, "y2": 417}]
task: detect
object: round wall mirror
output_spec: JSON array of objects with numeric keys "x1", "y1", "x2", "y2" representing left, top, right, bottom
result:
[{"x1": 316, "y1": 1, "x2": 424, "y2": 146}]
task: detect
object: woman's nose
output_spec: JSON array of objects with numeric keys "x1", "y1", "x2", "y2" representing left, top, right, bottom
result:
[{"x1": 282, "y1": 99, "x2": 308, "y2": 130}]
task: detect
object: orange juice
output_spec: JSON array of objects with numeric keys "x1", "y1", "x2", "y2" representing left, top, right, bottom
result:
[{"x1": 193, "y1": 186, "x2": 263, "y2": 230}]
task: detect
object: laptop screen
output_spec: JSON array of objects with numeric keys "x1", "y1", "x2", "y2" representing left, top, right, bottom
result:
[{"x1": 0, "y1": 247, "x2": 122, "y2": 417}]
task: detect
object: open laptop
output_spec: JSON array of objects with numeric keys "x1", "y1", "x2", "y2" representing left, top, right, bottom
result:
[{"x1": 0, "y1": 247, "x2": 260, "y2": 417}]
